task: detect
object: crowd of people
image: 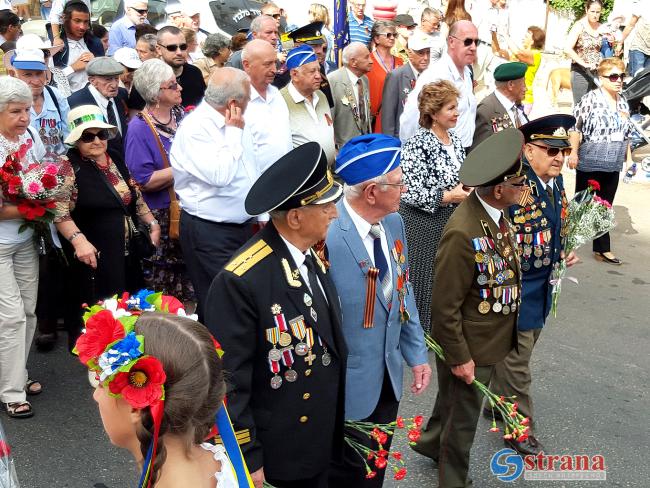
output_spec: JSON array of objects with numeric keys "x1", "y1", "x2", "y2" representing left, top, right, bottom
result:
[{"x1": 0, "y1": 0, "x2": 645, "y2": 487}]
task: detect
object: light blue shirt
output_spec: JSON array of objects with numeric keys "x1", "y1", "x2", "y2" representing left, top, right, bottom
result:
[
  {"x1": 30, "y1": 85, "x2": 70, "y2": 156},
  {"x1": 348, "y1": 11, "x2": 373, "y2": 46},
  {"x1": 108, "y1": 15, "x2": 148, "y2": 54}
]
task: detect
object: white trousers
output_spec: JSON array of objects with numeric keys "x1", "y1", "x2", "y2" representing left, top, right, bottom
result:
[{"x1": 0, "y1": 239, "x2": 38, "y2": 404}]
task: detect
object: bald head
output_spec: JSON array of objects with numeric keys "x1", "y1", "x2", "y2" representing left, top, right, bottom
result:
[
  {"x1": 205, "y1": 67, "x2": 251, "y2": 109},
  {"x1": 447, "y1": 20, "x2": 478, "y2": 70},
  {"x1": 342, "y1": 41, "x2": 373, "y2": 76},
  {"x1": 242, "y1": 39, "x2": 278, "y2": 92}
]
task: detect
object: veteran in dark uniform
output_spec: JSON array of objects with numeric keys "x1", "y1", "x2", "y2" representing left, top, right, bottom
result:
[
  {"x1": 489, "y1": 115, "x2": 579, "y2": 456},
  {"x1": 410, "y1": 129, "x2": 527, "y2": 488},
  {"x1": 205, "y1": 143, "x2": 347, "y2": 488},
  {"x1": 274, "y1": 21, "x2": 335, "y2": 108}
]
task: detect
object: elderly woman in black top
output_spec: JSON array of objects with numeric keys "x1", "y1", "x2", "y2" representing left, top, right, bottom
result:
[
  {"x1": 55, "y1": 105, "x2": 159, "y2": 347},
  {"x1": 400, "y1": 80, "x2": 470, "y2": 331}
]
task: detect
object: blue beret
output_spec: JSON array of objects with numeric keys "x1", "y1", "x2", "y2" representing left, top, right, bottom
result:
[
  {"x1": 335, "y1": 134, "x2": 402, "y2": 185},
  {"x1": 286, "y1": 45, "x2": 318, "y2": 70}
]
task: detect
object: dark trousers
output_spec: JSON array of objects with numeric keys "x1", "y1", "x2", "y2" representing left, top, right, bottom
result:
[
  {"x1": 570, "y1": 64, "x2": 597, "y2": 105},
  {"x1": 36, "y1": 251, "x2": 69, "y2": 334},
  {"x1": 266, "y1": 471, "x2": 329, "y2": 488},
  {"x1": 329, "y1": 371, "x2": 400, "y2": 488},
  {"x1": 179, "y1": 210, "x2": 253, "y2": 320},
  {"x1": 575, "y1": 170, "x2": 619, "y2": 253},
  {"x1": 413, "y1": 357, "x2": 494, "y2": 488}
]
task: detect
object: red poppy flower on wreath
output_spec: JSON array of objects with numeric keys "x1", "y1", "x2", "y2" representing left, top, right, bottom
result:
[
  {"x1": 109, "y1": 356, "x2": 166, "y2": 409},
  {"x1": 75, "y1": 310, "x2": 126, "y2": 365},
  {"x1": 161, "y1": 295, "x2": 184, "y2": 314},
  {"x1": 587, "y1": 179, "x2": 601, "y2": 191},
  {"x1": 394, "y1": 467, "x2": 407, "y2": 480}
]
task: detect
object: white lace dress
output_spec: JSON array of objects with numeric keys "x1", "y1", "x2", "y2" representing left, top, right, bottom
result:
[{"x1": 200, "y1": 442, "x2": 239, "y2": 488}]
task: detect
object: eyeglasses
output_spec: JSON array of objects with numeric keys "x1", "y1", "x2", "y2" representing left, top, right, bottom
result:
[
  {"x1": 79, "y1": 129, "x2": 110, "y2": 143},
  {"x1": 130, "y1": 7, "x2": 148, "y2": 14},
  {"x1": 603, "y1": 72, "x2": 624, "y2": 82},
  {"x1": 160, "y1": 81, "x2": 179, "y2": 90},
  {"x1": 158, "y1": 43, "x2": 188, "y2": 52},
  {"x1": 381, "y1": 181, "x2": 407, "y2": 189},
  {"x1": 378, "y1": 32, "x2": 397, "y2": 39},
  {"x1": 529, "y1": 143, "x2": 572, "y2": 157},
  {"x1": 450, "y1": 35, "x2": 479, "y2": 47}
]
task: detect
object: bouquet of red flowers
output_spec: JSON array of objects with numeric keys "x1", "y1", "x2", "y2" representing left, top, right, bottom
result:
[
  {"x1": 0, "y1": 140, "x2": 66, "y2": 231},
  {"x1": 0, "y1": 418, "x2": 19, "y2": 488}
]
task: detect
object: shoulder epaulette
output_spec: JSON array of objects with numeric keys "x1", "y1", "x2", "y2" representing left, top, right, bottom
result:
[{"x1": 224, "y1": 239, "x2": 273, "y2": 276}]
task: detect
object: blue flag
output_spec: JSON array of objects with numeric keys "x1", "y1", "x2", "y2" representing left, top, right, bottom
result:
[{"x1": 333, "y1": 0, "x2": 349, "y2": 67}]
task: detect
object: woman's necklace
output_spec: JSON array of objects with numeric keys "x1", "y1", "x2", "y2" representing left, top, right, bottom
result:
[
  {"x1": 374, "y1": 48, "x2": 395, "y2": 73},
  {"x1": 148, "y1": 108, "x2": 173, "y2": 126}
]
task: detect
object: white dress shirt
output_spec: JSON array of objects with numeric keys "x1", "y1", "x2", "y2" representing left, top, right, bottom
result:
[
  {"x1": 63, "y1": 38, "x2": 91, "y2": 93},
  {"x1": 170, "y1": 101, "x2": 258, "y2": 224},
  {"x1": 345, "y1": 67, "x2": 361, "y2": 104},
  {"x1": 476, "y1": 191, "x2": 502, "y2": 226},
  {"x1": 280, "y1": 235, "x2": 327, "y2": 299},
  {"x1": 343, "y1": 197, "x2": 393, "y2": 292},
  {"x1": 243, "y1": 84, "x2": 293, "y2": 173},
  {"x1": 88, "y1": 85, "x2": 123, "y2": 135},
  {"x1": 400, "y1": 54, "x2": 477, "y2": 147},
  {"x1": 494, "y1": 89, "x2": 526, "y2": 127}
]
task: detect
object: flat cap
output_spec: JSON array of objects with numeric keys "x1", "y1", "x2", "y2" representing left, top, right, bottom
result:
[
  {"x1": 335, "y1": 134, "x2": 401, "y2": 185},
  {"x1": 245, "y1": 142, "x2": 342, "y2": 215},
  {"x1": 288, "y1": 21, "x2": 325, "y2": 45},
  {"x1": 87, "y1": 56, "x2": 125, "y2": 76},
  {"x1": 460, "y1": 129, "x2": 525, "y2": 187},
  {"x1": 493, "y1": 61, "x2": 527, "y2": 82},
  {"x1": 519, "y1": 114, "x2": 576, "y2": 148},
  {"x1": 394, "y1": 14, "x2": 417, "y2": 27}
]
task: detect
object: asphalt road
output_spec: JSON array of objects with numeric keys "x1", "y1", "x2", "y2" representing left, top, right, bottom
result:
[{"x1": 4, "y1": 169, "x2": 650, "y2": 488}]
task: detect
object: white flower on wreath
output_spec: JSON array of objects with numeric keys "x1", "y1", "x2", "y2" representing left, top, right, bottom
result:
[{"x1": 103, "y1": 298, "x2": 132, "y2": 319}]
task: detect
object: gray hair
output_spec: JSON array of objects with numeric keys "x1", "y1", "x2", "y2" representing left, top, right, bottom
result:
[
  {"x1": 250, "y1": 15, "x2": 274, "y2": 34},
  {"x1": 343, "y1": 175, "x2": 389, "y2": 197},
  {"x1": 204, "y1": 67, "x2": 250, "y2": 108},
  {"x1": 202, "y1": 33, "x2": 230, "y2": 58},
  {"x1": 341, "y1": 41, "x2": 366, "y2": 66},
  {"x1": 138, "y1": 33, "x2": 157, "y2": 52},
  {"x1": 133, "y1": 59, "x2": 174, "y2": 104},
  {"x1": 0, "y1": 76, "x2": 32, "y2": 112}
]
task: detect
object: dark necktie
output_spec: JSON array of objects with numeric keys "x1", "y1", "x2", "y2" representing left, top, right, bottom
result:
[
  {"x1": 546, "y1": 185, "x2": 555, "y2": 208},
  {"x1": 369, "y1": 224, "x2": 391, "y2": 303},
  {"x1": 304, "y1": 254, "x2": 331, "y2": 324},
  {"x1": 512, "y1": 105, "x2": 521, "y2": 128},
  {"x1": 357, "y1": 79, "x2": 368, "y2": 133},
  {"x1": 106, "y1": 99, "x2": 120, "y2": 135}
]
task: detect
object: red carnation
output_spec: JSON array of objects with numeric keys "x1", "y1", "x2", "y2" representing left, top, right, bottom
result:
[
  {"x1": 184, "y1": 105, "x2": 196, "y2": 113},
  {"x1": 394, "y1": 467, "x2": 407, "y2": 480},
  {"x1": 407, "y1": 429, "x2": 421, "y2": 442},
  {"x1": 160, "y1": 295, "x2": 184, "y2": 314},
  {"x1": 377, "y1": 449, "x2": 388, "y2": 458},
  {"x1": 109, "y1": 356, "x2": 166, "y2": 409},
  {"x1": 17, "y1": 200, "x2": 46, "y2": 220},
  {"x1": 521, "y1": 417, "x2": 530, "y2": 426},
  {"x1": 0, "y1": 440, "x2": 11, "y2": 458},
  {"x1": 396, "y1": 416, "x2": 405, "y2": 428},
  {"x1": 40, "y1": 173, "x2": 57, "y2": 189},
  {"x1": 392, "y1": 451, "x2": 402, "y2": 461},
  {"x1": 75, "y1": 310, "x2": 126, "y2": 365},
  {"x1": 374, "y1": 456, "x2": 387, "y2": 470},
  {"x1": 413, "y1": 415, "x2": 424, "y2": 428},
  {"x1": 587, "y1": 179, "x2": 601, "y2": 191},
  {"x1": 365, "y1": 471, "x2": 377, "y2": 479}
]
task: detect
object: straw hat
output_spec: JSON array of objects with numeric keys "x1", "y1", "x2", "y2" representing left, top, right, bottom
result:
[{"x1": 65, "y1": 105, "x2": 118, "y2": 145}]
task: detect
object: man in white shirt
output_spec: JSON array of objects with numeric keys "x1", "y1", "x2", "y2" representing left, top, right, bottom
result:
[
  {"x1": 400, "y1": 20, "x2": 478, "y2": 149},
  {"x1": 170, "y1": 67, "x2": 256, "y2": 320},
  {"x1": 280, "y1": 45, "x2": 336, "y2": 164},
  {"x1": 418, "y1": 7, "x2": 445, "y2": 63},
  {"x1": 241, "y1": 39, "x2": 292, "y2": 174}
]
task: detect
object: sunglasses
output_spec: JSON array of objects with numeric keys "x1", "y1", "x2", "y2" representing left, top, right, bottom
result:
[
  {"x1": 450, "y1": 35, "x2": 479, "y2": 47},
  {"x1": 158, "y1": 43, "x2": 188, "y2": 52},
  {"x1": 130, "y1": 7, "x2": 148, "y2": 14},
  {"x1": 378, "y1": 32, "x2": 397, "y2": 39},
  {"x1": 271, "y1": 13, "x2": 281, "y2": 19},
  {"x1": 160, "y1": 81, "x2": 179, "y2": 90},
  {"x1": 529, "y1": 143, "x2": 572, "y2": 157},
  {"x1": 79, "y1": 129, "x2": 110, "y2": 143},
  {"x1": 603, "y1": 72, "x2": 624, "y2": 82}
]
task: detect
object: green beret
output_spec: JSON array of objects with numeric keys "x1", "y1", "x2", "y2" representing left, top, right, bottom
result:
[{"x1": 493, "y1": 62, "x2": 528, "y2": 82}]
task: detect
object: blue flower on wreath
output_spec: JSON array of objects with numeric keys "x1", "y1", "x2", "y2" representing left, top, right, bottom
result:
[
  {"x1": 130, "y1": 289, "x2": 156, "y2": 310},
  {"x1": 98, "y1": 332, "x2": 143, "y2": 381}
]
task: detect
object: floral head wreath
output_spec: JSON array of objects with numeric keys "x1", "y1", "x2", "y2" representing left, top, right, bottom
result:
[{"x1": 74, "y1": 290, "x2": 253, "y2": 488}]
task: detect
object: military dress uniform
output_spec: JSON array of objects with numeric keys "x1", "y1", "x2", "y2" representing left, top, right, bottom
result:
[
  {"x1": 410, "y1": 129, "x2": 526, "y2": 488},
  {"x1": 489, "y1": 115, "x2": 576, "y2": 455},
  {"x1": 205, "y1": 143, "x2": 347, "y2": 487}
]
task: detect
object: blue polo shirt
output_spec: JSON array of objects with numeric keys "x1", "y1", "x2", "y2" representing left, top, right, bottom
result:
[
  {"x1": 348, "y1": 11, "x2": 374, "y2": 46},
  {"x1": 30, "y1": 85, "x2": 70, "y2": 156},
  {"x1": 108, "y1": 15, "x2": 149, "y2": 54}
]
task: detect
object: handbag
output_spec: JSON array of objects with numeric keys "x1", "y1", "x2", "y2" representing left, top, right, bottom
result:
[
  {"x1": 140, "y1": 112, "x2": 181, "y2": 239},
  {"x1": 92, "y1": 159, "x2": 155, "y2": 259}
]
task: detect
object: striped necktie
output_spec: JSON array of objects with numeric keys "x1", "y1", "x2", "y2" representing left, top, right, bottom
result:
[{"x1": 369, "y1": 224, "x2": 392, "y2": 303}]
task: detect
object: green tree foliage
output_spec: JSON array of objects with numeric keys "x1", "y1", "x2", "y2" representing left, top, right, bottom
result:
[{"x1": 549, "y1": 0, "x2": 614, "y2": 22}]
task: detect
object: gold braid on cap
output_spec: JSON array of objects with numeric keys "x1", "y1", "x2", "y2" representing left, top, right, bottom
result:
[
  {"x1": 300, "y1": 170, "x2": 334, "y2": 206},
  {"x1": 502, "y1": 157, "x2": 524, "y2": 182},
  {"x1": 530, "y1": 127, "x2": 569, "y2": 140}
]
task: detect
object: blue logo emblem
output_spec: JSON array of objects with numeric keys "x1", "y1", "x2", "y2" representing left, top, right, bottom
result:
[{"x1": 490, "y1": 448, "x2": 524, "y2": 482}]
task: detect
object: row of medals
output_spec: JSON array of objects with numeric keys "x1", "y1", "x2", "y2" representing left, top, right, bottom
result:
[
  {"x1": 268, "y1": 329, "x2": 331, "y2": 390},
  {"x1": 474, "y1": 251, "x2": 518, "y2": 316},
  {"x1": 512, "y1": 205, "x2": 553, "y2": 271}
]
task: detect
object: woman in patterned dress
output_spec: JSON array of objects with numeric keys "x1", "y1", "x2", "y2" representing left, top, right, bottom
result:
[
  {"x1": 567, "y1": 57, "x2": 633, "y2": 265},
  {"x1": 125, "y1": 59, "x2": 195, "y2": 304},
  {"x1": 400, "y1": 80, "x2": 470, "y2": 331},
  {"x1": 565, "y1": 0, "x2": 603, "y2": 104}
]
